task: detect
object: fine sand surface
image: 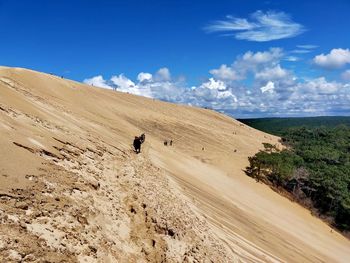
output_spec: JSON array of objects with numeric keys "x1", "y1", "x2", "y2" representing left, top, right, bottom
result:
[{"x1": 0, "y1": 66, "x2": 349, "y2": 262}]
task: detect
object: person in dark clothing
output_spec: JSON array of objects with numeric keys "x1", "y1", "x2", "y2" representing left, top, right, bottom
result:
[
  {"x1": 133, "y1": 136, "x2": 142, "y2": 153},
  {"x1": 140, "y1": 133, "x2": 145, "y2": 144}
]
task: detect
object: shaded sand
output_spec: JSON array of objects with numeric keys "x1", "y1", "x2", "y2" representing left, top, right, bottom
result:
[{"x1": 0, "y1": 66, "x2": 349, "y2": 262}]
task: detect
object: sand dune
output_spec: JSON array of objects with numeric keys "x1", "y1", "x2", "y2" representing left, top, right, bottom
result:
[{"x1": 0, "y1": 66, "x2": 349, "y2": 262}]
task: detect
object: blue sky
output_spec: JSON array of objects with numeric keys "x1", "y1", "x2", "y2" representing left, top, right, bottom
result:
[{"x1": 1, "y1": 0, "x2": 350, "y2": 118}]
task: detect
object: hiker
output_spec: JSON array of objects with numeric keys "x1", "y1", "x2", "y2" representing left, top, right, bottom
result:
[
  {"x1": 164, "y1": 140, "x2": 168, "y2": 146},
  {"x1": 169, "y1": 140, "x2": 173, "y2": 146},
  {"x1": 133, "y1": 133, "x2": 145, "y2": 154},
  {"x1": 140, "y1": 133, "x2": 145, "y2": 144},
  {"x1": 133, "y1": 136, "x2": 142, "y2": 153}
]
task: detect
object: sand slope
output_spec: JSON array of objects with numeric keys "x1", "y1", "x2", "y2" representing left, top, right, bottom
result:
[{"x1": 0, "y1": 66, "x2": 349, "y2": 262}]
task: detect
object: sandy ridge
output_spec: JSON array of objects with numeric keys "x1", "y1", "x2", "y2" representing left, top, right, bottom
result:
[{"x1": 1, "y1": 66, "x2": 350, "y2": 262}]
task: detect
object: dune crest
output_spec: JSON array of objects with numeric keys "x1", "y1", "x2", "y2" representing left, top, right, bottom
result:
[{"x1": 0, "y1": 67, "x2": 349, "y2": 262}]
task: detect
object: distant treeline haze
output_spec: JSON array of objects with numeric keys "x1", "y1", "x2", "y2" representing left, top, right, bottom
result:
[{"x1": 238, "y1": 116, "x2": 350, "y2": 135}]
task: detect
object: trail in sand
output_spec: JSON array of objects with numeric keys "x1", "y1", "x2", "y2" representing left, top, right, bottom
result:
[{"x1": 150, "y1": 147, "x2": 350, "y2": 263}]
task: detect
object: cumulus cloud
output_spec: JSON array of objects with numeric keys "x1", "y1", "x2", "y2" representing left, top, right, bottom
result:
[
  {"x1": 283, "y1": 78, "x2": 350, "y2": 116},
  {"x1": 255, "y1": 65, "x2": 288, "y2": 80},
  {"x1": 190, "y1": 79, "x2": 238, "y2": 109},
  {"x1": 111, "y1": 74, "x2": 136, "y2": 90},
  {"x1": 83, "y1": 75, "x2": 112, "y2": 89},
  {"x1": 205, "y1": 11, "x2": 305, "y2": 42},
  {"x1": 109, "y1": 74, "x2": 154, "y2": 97},
  {"x1": 261, "y1": 81, "x2": 275, "y2": 93},
  {"x1": 84, "y1": 48, "x2": 350, "y2": 117},
  {"x1": 85, "y1": 68, "x2": 184, "y2": 101},
  {"x1": 209, "y1": 48, "x2": 284, "y2": 81},
  {"x1": 301, "y1": 77, "x2": 343, "y2": 94},
  {"x1": 240, "y1": 76, "x2": 350, "y2": 117},
  {"x1": 206, "y1": 48, "x2": 350, "y2": 116},
  {"x1": 199, "y1": 78, "x2": 227, "y2": 90},
  {"x1": 238, "y1": 47, "x2": 283, "y2": 66},
  {"x1": 217, "y1": 90, "x2": 237, "y2": 101},
  {"x1": 154, "y1": 67, "x2": 171, "y2": 81},
  {"x1": 313, "y1": 48, "x2": 350, "y2": 69},
  {"x1": 137, "y1": 72, "x2": 152, "y2": 83},
  {"x1": 209, "y1": 65, "x2": 240, "y2": 81}
]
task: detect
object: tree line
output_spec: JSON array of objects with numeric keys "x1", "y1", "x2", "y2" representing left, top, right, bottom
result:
[
  {"x1": 246, "y1": 125, "x2": 350, "y2": 232},
  {"x1": 239, "y1": 116, "x2": 350, "y2": 135}
]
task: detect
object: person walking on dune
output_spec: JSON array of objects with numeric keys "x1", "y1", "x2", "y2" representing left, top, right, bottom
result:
[{"x1": 133, "y1": 136, "x2": 142, "y2": 154}]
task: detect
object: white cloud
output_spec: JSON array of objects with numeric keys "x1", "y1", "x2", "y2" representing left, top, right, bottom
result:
[
  {"x1": 239, "y1": 47, "x2": 283, "y2": 65},
  {"x1": 301, "y1": 77, "x2": 342, "y2": 94},
  {"x1": 217, "y1": 90, "x2": 237, "y2": 101},
  {"x1": 255, "y1": 65, "x2": 288, "y2": 80},
  {"x1": 205, "y1": 11, "x2": 305, "y2": 42},
  {"x1": 137, "y1": 72, "x2": 152, "y2": 83},
  {"x1": 261, "y1": 81, "x2": 275, "y2": 93},
  {"x1": 199, "y1": 78, "x2": 227, "y2": 90},
  {"x1": 189, "y1": 78, "x2": 238, "y2": 109},
  {"x1": 285, "y1": 56, "x2": 299, "y2": 62},
  {"x1": 209, "y1": 64, "x2": 240, "y2": 81},
  {"x1": 291, "y1": 49, "x2": 312, "y2": 54},
  {"x1": 84, "y1": 48, "x2": 350, "y2": 118},
  {"x1": 154, "y1": 67, "x2": 171, "y2": 81},
  {"x1": 84, "y1": 70, "x2": 239, "y2": 112},
  {"x1": 111, "y1": 74, "x2": 136, "y2": 90},
  {"x1": 341, "y1": 69, "x2": 350, "y2": 81},
  {"x1": 296, "y1": 45, "x2": 318, "y2": 49},
  {"x1": 313, "y1": 48, "x2": 350, "y2": 69},
  {"x1": 205, "y1": 15, "x2": 255, "y2": 31},
  {"x1": 110, "y1": 74, "x2": 155, "y2": 98},
  {"x1": 209, "y1": 48, "x2": 284, "y2": 81},
  {"x1": 84, "y1": 68, "x2": 183, "y2": 100},
  {"x1": 83, "y1": 75, "x2": 112, "y2": 89}
]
